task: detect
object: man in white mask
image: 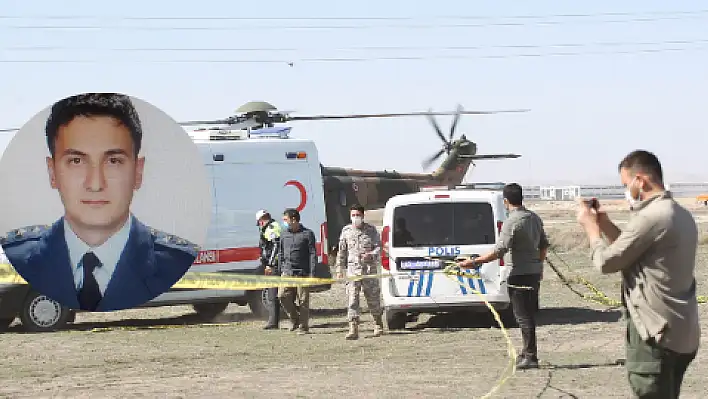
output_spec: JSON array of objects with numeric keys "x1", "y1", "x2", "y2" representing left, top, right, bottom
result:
[
  {"x1": 335, "y1": 204, "x2": 384, "y2": 339},
  {"x1": 576, "y1": 149, "x2": 699, "y2": 399}
]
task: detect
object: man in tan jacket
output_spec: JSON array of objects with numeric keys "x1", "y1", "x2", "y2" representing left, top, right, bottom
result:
[{"x1": 576, "y1": 150, "x2": 700, "y2": 399}]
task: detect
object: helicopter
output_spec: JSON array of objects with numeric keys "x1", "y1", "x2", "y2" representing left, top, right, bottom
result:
[{"x1": 178, "y1": 101, "x2": 524, "y2": 256}]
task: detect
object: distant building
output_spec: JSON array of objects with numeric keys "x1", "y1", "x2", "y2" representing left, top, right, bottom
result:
[
  {"x1": 666, "y1": 182, "x2": 708, "y2": 198},
  {"x1": 508, "y1": 182, "x2": 708, "y2": 201},
  {"x1": 522, "y1": 185, "x2": 541, "y2": 200},
  {"x1": 538, "y1": 186, "x2": 581, "y2": 200}
]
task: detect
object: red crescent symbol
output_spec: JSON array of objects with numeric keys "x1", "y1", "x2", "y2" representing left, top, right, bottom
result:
[{"x1": 284, "y1": 180, "x2": 307, "y2": 212}]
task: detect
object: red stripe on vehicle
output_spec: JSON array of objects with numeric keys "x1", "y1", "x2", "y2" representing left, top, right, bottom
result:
[{"x1": 193, "y1": 243, "x2": 324, "y2": 265}]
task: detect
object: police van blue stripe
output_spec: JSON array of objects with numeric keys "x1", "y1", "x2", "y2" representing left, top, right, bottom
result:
[
  {"x1": 403, "y1": 270, "x2": 436, "y2": 297},
  {"x1": 425, "y1": 270, "x2": 434, "y2": 296},
  {"x1": 454, "y1": 269, "x2": 489, "y2": 295},
  {"x1": 416, "y1": 271, "x2": 425, "y2": 297},
  {"x1": 477, "y1": 276, "x2": 487, "y2": 294},
  {"x1": 402, "y1": 268, "x2": 487, "y2": 297},
  {"x1": 467, "y1": 277, "x2": 476, "y2": 293},
  {"x1": 457, "y1": 275, "x2": 467, "y2": 295},
  {"x1": 407, "y1": 271, "x2": 415, "y2": 297}
]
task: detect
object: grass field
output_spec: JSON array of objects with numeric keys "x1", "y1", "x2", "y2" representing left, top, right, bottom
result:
[{"x1": 1, "y1": 199, "x2": 707, "y2": 398}]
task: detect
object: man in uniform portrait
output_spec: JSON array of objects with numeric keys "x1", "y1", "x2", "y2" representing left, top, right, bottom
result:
[{"x1": 1, "y1": 93, "x2": 200, "y2": 312}]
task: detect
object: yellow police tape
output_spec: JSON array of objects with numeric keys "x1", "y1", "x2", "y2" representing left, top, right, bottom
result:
[
  {"x1": 0, "y1": 262, "x2": 486, "y2": 290},
  {"x1": 442, "y1": 273, "x2": 517, "y2": 399},
  {"x1": 546, "y1": 249, "x2": 708, "y2": 306}
]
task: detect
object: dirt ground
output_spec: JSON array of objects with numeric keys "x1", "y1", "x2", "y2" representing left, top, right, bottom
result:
[{"x1": 1, "y1": 200, "x2": 708, "y2": 398}]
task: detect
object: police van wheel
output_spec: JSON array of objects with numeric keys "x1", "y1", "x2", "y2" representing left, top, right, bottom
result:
[
  {"x1": 19, "y1": 291, "x2": 71, "y2": 332},
  {"x1": 385, "y1": 310, "x2": 407, "y2": 330},
  {"x1": 192, "y1": 303, "x2": 229, "y2": 320}
]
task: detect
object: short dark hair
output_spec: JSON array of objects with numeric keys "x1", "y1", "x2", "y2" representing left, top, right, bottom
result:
[
  {"x1": 618, "y1": 150, "x2": 663, "y2": 183},
  {"x1": 283, "y1": 208, "x2": 301, "y2": 222},
  {"x1": 502, "y1": 183, "x2": 523, "y2": 206},
  {"x1": 45, "y1": 93, "x2": 143, "y2": 158},
  {"x1": 350, "y1": 204, "x2": 365, "y2": 214}
]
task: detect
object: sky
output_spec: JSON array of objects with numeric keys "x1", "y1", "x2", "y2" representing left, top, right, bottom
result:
[{"x1": 0, "y1": 0, "x2": 706, "y2": 186}]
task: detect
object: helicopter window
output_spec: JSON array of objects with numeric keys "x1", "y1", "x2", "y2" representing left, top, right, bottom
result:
[
  {"x1": 391, "y1": 202, "x2": 495, "y2": 247},
  {"x1": 339, "y1": 190, "x2": 347, "y2": 206}
]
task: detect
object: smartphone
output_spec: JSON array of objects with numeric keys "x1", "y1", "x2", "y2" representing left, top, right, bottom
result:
[{"x1": 583, "y1": 198, "x2": 599, "y2": 209}]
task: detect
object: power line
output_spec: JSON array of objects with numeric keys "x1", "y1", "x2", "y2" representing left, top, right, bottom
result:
[
  {"x1": 1, "y1": 45, "x2": 704, "y2": 64},
  {"x1": 1, "y1": 10, "x2": 707, "y2": 21},
  {"x1": 2, "y1": 15, "x2": 706, "y2": 31},
  {"x1": 5, "y1": 39, "x2": 707, "y2": 52}
]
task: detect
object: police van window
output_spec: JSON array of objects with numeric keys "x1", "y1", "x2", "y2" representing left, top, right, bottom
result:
[{"x1": 392, "y1": 202, "x2": 495, "y2": 247}]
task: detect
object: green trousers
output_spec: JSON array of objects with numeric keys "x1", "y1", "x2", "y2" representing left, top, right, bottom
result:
[{"x1": 625, "y1": 313, "x2": 696, "y2": 398}]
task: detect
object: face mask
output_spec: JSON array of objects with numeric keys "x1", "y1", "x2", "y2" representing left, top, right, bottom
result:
[
  {"x1": 351, "y1": 216, "x2": 363, "y2": 226},
  {"x1": 624, "y1": 177, "x2": 641, "y2": 207},
  {"x1": 282, "y1": 221, "x2": 289, "y2": 229}
]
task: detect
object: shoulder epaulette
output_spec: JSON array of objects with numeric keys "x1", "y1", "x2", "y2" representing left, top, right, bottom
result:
[
  {"x1": 149, "y1": 227, "x2": 201, "y2": 255},
  {"x1": 0, "y1": 224, "x2": 51, "y2": 246}
]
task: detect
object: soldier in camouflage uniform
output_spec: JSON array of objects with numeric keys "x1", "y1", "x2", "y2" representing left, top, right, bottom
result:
[{"x1": 335, "y1": 204, "x2": 384, "y2": 340}]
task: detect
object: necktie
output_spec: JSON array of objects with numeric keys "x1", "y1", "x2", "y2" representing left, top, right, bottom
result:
[{"x1": 78, "y1": 252, "x2": 103, "y2": 311}]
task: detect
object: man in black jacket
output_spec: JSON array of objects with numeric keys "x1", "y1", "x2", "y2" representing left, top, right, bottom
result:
[{"x1": 277, "y1": 208, "x2": 317, "y2": 335}]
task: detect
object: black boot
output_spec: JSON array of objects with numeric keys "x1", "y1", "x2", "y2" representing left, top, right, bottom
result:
[{"x1": 517, "y1": 354, "x2": 539, "y2": 370}]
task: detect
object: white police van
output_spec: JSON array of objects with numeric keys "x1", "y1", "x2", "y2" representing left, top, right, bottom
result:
[
  {"x1": 0, "y1": 126, "x2": 332, "y2": 332},
  {"x1": 379, "y1": 184, "x2": 514, "y2": 330}
]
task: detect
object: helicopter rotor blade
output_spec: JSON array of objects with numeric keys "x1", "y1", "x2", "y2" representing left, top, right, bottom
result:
[
  {"x1": 422, "y1": 148, "x2": 446, "y2": 170},
  {"x1": 284, "y1": 108, "x2": 530, "y2": 122},
  {"x1": 223, "y1": 119, "x2": 262, "y2": 130},
  {"x1": 0, "y1": 128, "x2": 19, "y2": 133},
  {"x1": 179, "y1": 119, "x2": 234, "y2": 126},
  {"x1": 458, "y1": 154, "x2": 522, "y2": 160},
  {"x1": 180, "y1": 118, "x2": 262, "y2": 131},
  {"x1": 426, "y1": 111, "x2": 448, "y2": 145},
  {"x1": 449, "y1": 104, "x2": 463, "y2": 142}
]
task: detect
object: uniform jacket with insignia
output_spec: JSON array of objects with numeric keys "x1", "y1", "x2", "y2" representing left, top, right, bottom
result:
[
  {"x1": 336, "y1": 222, "x2": 382, "y2": 277},
  {"x1": 259, "y1": 219, "x2": 281, "y2": 269},
  {"x1": 0, "y1": 215, "x2": 200, "y2": 312}
]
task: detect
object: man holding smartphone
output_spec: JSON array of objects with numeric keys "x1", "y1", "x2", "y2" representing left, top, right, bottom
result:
[{"x1": 576, "y1": 150, "x2": 700, "y2": 398}]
